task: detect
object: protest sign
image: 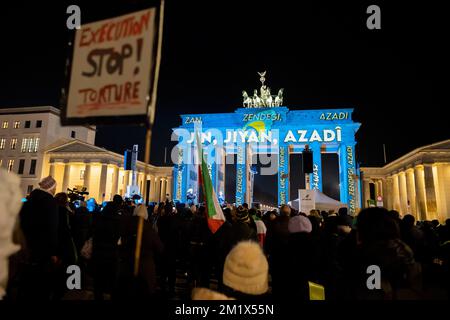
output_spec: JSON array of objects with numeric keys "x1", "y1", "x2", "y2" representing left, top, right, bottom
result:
[{"x1": 62, "y1": 8, "x2": 158, "y2": 125}]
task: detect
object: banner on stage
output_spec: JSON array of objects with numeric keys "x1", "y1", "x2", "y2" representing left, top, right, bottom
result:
[{"x1": 299, "y1": 189, "x2": 316, "y2": 214}]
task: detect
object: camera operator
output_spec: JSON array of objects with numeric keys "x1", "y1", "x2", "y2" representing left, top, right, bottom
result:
[{"x1": 67, "y1": 189, "x2": 93, "y2": 261}]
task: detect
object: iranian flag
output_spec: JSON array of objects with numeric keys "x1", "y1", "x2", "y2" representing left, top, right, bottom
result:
[{"x1": 196, "y1": 132, "x2": 225, "y2": 234}]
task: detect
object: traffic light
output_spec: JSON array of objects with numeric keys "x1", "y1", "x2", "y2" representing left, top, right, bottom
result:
[{"x1": 124, "y1": 149, "x2": 132, "y2": 170}]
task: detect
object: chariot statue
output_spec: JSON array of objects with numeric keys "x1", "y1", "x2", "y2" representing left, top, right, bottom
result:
[{"x1": 242, "y1": 71, "x2": 284, "y2": 108}]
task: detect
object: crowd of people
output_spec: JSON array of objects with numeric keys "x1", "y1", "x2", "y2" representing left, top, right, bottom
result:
[{"x1": 3, "y1": 175, "x2": 450, "y2": 300}]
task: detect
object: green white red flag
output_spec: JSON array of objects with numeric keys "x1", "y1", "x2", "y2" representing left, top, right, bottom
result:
[{"x1": 196, "y1": 132, "x2": 225, "y2": 233}]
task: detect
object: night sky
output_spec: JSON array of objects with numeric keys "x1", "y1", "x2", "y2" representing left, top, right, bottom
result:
[{"x1": 0, "y1": 1, "x2": 447, "y2": 203}]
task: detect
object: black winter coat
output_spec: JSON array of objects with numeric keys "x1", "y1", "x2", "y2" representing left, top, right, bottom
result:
[
  {"x1": 57, "y1": 205, "x2": 77, "y2": 265},
  {"x1": 20, "y1": 189, "x2": 59, "y2": 263},
  {"x1": 92, "y1": 203, "x2": 121, "y2": 261},
  {"x1": 229, "y1": 221, "x2": 258, "y2": 248}
]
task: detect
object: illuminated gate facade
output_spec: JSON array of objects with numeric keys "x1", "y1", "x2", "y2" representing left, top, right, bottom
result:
[
  {"x1": 172, "y1": 106, "x2": 361, "y2": 215},
  {"x1": 173, "y1": 73, "x2": 361, "y2": 214}
]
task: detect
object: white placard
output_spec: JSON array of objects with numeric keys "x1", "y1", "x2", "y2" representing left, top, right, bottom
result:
[{"x1": 66, "y1": 8, "x2": 157, "y2": 119}]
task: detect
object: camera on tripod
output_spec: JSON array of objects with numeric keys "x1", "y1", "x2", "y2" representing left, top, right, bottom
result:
[{"x1": 67, "y1": 186, "x2": 89, "y2": 203}]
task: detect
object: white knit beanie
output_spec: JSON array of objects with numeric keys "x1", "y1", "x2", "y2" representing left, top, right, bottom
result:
[{"x1": 223, "y1": 241, "x2": 269, "y2": 295}]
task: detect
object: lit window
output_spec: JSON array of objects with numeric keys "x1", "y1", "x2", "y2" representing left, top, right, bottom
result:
[
  {"x1": 10, "y1": 138, "x2": 17, "y2": 150},
  {"x1": 13, "y1": 121, "x2": 20, "y2": 129},
  {"x1": 80, "y1": 169, "x2": 85, "y2": 180},
  {"x1": 0, "y1": 138, "x2": 6, "y2": 150},
  {"x1": 0, "y1": 159, "x2": 2, "y2": 167},
  {"x1": 7, "y1": 159, "x2": 14, "y2": 172},
  {"x1": 2, "y1": 121, "x2": 8, "y2": 129},
  {"x1": 32, "y1": 137, "x2": 40, "y2": 153},
  {"x1": 21, "y1": 138, "x2": 28, "y2": 153},
  {"x1": 21, "y1": 137, "x2": 39, "y2": 153},
  {"x1": 27, "y1": 139, "x2": 33, "y2": 153}
]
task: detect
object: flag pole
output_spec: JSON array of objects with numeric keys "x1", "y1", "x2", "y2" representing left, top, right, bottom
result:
[{"x1": 134, "y1": 0, "x2": 165, "y2": 277}]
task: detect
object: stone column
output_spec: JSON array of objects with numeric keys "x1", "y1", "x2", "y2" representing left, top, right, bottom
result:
[
  {"x1": 424, "y1": 164, "x2": 438, "y2": 220},
  {"x1": 142, "y1": 173, "x2": 149, "y2": 204},
  {"x1": 392, "y1": 174, "x2": 401, "y2": 212},
  {"x1": 173, "y1": 146, "x2": 187, "y2": 202},
  {"x1": 123, "y1": 170, "x2": 130, "y2": 196},
  {"x1": 148, "y1": 175, "x2": 155, "y2": 202},
  {"x1": 311, "y1": 143, "x2": 322, "y2": 191},
  {"x1": 363, "y1": 179, "x2": 371, "y2": 208},
  {"x1": 62, "y1": 162, "x2": 71, "y2": 192},
  {"x1": 235, "y1": 143, "x2": 246, "y2": 206},
  {"x1": 398, "y1": 171, "x2": 408, "y2": 214},
  {"x1": 49, "y1": 162, "x2": 55, "y2": 177},
  {"x1": 277, "y1": 145, "x2": 289, "y2": 206},
  {"x1": 111, "y1": 165, "x2": 119, "y2": 197},
  {"x1": 385, "y1": 177, "x2": 393, "y2": 210},
  {"x1": 167, "y1": 176, "x2": 173, "y2": 200},
  {"x1": 218, "y1": 148, "x2": 226, "y2": 199},
  {"x1": 340, "y1": 144, "x2": 357, "y2": 215},
  {"x1": 155, "y1": 176, "x2": 162, "y2": 203},
  {"x1": 338, "y1": 144, "x2": 349, "y2": 204},
  {"x1": 433, "y1": 163, "x2": 448, "y2": 223},
  {"x1": 377, "y1": 180, "x2": 383, "y2": 197},
  {"x1": 405, "y1": 169, "x2": 417, "y2": 218},
  {"x1": 98, "y1": 163, "x2": 108, "y2": 202},
  {"x1": 373, "y1": 180, "x2": 378, "y2": 199},
  {"x1": 83, "y1": 162, "x2": 91, "y2": 191},
  {"x1": 162, "y1": 178, "x2": 167, "y2": 201},
  {"x1": 414, "y1": 165, "x2": 427, "y2": 221}
]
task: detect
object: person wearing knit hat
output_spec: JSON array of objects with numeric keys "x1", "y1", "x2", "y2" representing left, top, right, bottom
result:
[
  {"x1": 38, "y1": 175, "x2": 57, "y2": 195},
  {"x1": 235, "y1": 205, "x2": 250, "y2": 222},
  {"x1": 229, "y1": 206, "x2": 258, "y2": 248},
  {"x1": 336, "y1": 214, "x2": 353, "y2": 235},
  {"x1": 279, "y1": 215, "x2": 316, "y2": 300},
  {"x1": 222, "y1": 241, "x2": 269, "y2": 298},
  {"x1": 288, "y1": 215, "x2": 313, "y2": 234}
]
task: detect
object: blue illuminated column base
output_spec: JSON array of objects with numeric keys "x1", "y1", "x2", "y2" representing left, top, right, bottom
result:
[
  {"x1": 311, "y1": 143, "x2": 323, "y2": 192},
  {"x1": 339, "y1": 143, "x2": 357, "y2": 215},
  {"x1": 235, "y1": 144, "x2": 246, "y2": 206},
  {"x1": 278, "y1": 146, "x2": 289, "y2": 206}
]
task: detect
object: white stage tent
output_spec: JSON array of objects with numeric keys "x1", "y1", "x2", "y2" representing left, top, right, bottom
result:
[{"x1": 289, "y1": 189, "x2": 347, "y2": 213}]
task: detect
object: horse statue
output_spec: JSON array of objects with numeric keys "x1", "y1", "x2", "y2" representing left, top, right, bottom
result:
[
  {"x1": 242, "y1": 90, "x2": 253, "y2": 107},
  {"x1": 265, "y1": 87, "x2": 273, "y2": 107},
  {"x1": 253, "y1": 89, "x2": 262, "y2": 107},
  {"x1": 274, "y1": 88, "x2": 284, "y2": 106}
]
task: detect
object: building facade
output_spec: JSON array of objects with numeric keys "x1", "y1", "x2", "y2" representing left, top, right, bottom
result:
[
  {"x1": 173, "y1": 106, "x2": 361, "y2": 213},
  {"x1": 0, "y1": 106, "x2": 172, "y2": 202},
  {"x1": 361, "y1": 140, "x2": 450, "y2": 222}
]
